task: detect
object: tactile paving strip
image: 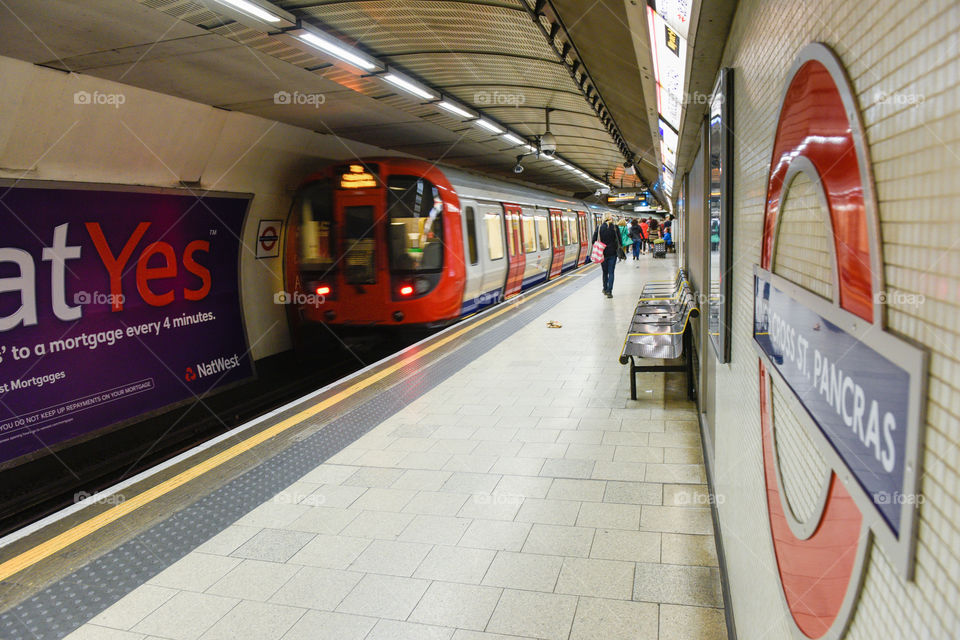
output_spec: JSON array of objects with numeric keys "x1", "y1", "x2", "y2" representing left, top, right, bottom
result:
[{"x1": 0, "y1": 270, "x2": 597, "y2": 639}]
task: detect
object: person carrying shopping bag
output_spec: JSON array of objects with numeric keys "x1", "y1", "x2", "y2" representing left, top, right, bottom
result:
[{"x1": 591, "y1": 215, "x2": 621, "y2": 298}]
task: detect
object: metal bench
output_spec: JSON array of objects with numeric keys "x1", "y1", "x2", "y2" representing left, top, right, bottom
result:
[
  {"x1": 619, "y1": 279, "x2": 699, "y2": 401},
  {"x1": 639, "y1": 269, "x2": 688, "y2": 298}
]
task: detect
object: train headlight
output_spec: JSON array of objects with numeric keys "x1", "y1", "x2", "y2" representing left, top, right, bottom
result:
[{"x1": 399, "y1": 285, "x2": 414, "y2": 296}]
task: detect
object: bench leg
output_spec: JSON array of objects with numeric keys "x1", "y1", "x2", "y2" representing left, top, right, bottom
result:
[
  {"x1": 629, "y1": 356, "x2": 637, "y2": 400},
  {"x1": 684, "y1": 327, "x2": 696, "y2": 401}
]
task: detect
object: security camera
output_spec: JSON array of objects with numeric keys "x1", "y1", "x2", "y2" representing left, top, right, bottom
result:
[
  {"x1": 538, "y1": 132, "x2": 557, "y2": 157},
  {"x1": 513, "y1": 163, "x2": 524, "y2": 174}
]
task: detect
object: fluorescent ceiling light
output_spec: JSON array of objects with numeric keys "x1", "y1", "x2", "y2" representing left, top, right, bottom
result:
[
  {"x1": 502, "y1": 133, "x2": 524, "y2": 145},
  {"x1": 297, "y1": 31, "x2": 379, "y2": 71},
  {"x1": 436, "y1": 100, "x2": 474, "y2": 119},
  {"x1": 524, "y1": 144, "x2": 537, "y2": 152},
  {"x1": 382, "y1": 73, "x2": 435, "y2": 100},
  {"x1": 216, "y1": 0, "x2": 282, "y2": 22},
  {"x1": 475, "y1": 119, "x2": 503, "y2": 134}
]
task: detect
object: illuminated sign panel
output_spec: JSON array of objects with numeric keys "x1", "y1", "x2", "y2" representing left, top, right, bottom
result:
[
  {"x1": 656, "y1": 0, "x2": 692, "y2": 39},
  {"x1": 339, "y1": 164, "x2": 378, "y2": 189},
  {"x1": 659, "y1": 118, "x2": 679, "y2": 172},
  {"x1": 648, "y1": 7, "x2": 686, "y2": 129}
]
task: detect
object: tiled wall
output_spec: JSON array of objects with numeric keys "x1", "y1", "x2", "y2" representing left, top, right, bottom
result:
[{"x1": 707, "y1": 0, "x2": 960, "y2": 637}]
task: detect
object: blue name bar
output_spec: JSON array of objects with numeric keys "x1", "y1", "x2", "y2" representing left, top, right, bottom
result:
[{"x1": 753, "y1": 271, "x2": 921, "y2": 534}]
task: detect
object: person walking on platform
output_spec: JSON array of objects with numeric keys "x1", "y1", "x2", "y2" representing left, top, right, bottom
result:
[
  {"x1": 617, "y1": 218, "x2": 631, "y2": 262},
  {"x1": 630, "y1": 219, "x2": 644, "y2": 261},
  {"x1": 592, "y1": 215, "x2": 621, "y2": 298},
  {"x1": 640, "y1": 218, "x2": 650, "y2": 254}
]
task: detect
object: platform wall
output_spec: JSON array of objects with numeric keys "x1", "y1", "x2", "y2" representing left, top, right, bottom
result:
[
  {"x1": 709, "y1": 0, "x2": 960, "y2": 638},
  {"x1": 0, "y1": 54, "x2": 387, "y2": 362}
]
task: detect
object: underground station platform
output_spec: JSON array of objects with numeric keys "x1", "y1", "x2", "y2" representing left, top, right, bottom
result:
[{"x1": 0, "y1": 256, "x2": 728, "y2": 640}]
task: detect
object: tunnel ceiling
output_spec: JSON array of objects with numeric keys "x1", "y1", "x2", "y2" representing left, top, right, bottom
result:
[{"x1": 0, "y1": 0, "x2": 666, "y2": 199}]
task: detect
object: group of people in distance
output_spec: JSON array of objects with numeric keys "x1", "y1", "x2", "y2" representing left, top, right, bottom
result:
[{"x1": 591, "y1": 213, "x2": 674, "y2": 298}]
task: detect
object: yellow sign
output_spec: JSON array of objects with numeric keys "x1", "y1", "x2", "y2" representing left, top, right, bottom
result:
[{"x1": 340, "y1": 164, "x2": 377, "y2": 188}]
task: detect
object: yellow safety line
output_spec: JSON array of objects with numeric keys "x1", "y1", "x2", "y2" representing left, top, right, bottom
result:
[{"x1": 0, "y1": 270, "x2": 583, "y2": 582}]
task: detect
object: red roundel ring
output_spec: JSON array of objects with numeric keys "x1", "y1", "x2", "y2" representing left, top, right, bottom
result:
[{"x1": 759, "y1": 43, "x2": 882, "y2": 639}]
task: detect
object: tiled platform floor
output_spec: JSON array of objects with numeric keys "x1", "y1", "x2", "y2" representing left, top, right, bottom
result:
[{"x1": 64, "y1": 254, "x2": 727, "y2": 640}]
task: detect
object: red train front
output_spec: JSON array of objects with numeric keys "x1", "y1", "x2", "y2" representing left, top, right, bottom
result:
[{"x1": 285, "y1": 157, "x2": 467, "y2": 327}]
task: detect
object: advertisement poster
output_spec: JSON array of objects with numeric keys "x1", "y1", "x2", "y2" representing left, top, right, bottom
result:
[{"x1": 0, "y1": 184, "x2": 254, "y2": 467}]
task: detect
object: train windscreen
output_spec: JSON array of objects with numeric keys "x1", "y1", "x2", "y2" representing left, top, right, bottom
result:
[
  {"x1": 296, "y1": 180, "x2": 334, "y2": 269},
  {"x1": 387, "y1": 175, "x2": 444, "y2": 272}
]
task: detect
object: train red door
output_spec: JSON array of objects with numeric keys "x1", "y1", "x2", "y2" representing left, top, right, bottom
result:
[
  {"x1": 335, "y1": 192, "x2": 385, "y2": 321},
  {"x1": 502, "y1": 203, "x2": 525, "y2": 298},
  {"x1": 548, "y1": 208, "x2": 564, "y2": 279},
  {"x1": 577, "y1": 211, "x2": 588, "y2": 265}
]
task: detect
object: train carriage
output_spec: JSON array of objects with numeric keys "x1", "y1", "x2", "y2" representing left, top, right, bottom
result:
[{"x1": 285, "y1": 157, "x2": 616, "y2": 328}]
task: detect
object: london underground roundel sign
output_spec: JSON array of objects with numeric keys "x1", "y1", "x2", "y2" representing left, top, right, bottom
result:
[{"x1": 753, "y1": 43, "x2": 927, "y2": 639}]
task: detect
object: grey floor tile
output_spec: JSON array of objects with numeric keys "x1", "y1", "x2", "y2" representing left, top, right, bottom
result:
[
  {"x1": 348, "y1": 487, "x2": 417, "y2": 512},
  {"x1": 399, "y1": 451, "x2": 455, "y2": 470},
  {"x1": 230, "y1": 528, "x2": 315, "y2": 562},
  {"x1": 591, "y1": 461, "x2": 646, "y2": 482},
  {"x1": 659, "y1": 603, "x2": 728, "y2": 640},
  {"x1": 613, "y1": 446, "x2": 664, "y2": 463},
  {"x1": 591, "y1": 529, "x2": 661, "y2": 563},
  {"x1": 555, "y1": 557, "x2": 635, "y2": 599},
  {"x1": 198, "y1": 600, "x2": 304, "y2": 640},
  {"x1": 280, "y1": 610, "x2": 375, "y2": 640},
  {"x1": 515, "y1": 498, "x2": 582, "y2": 526},
  {"x1": 366, "y1": 620, "x2": 454, "y2": 640},
  {"x1": 131, "y1": 591, "x2": 238, "y2": 640},
  {"x1": 482, "y1": 551, "x2": 563, "y2": 591},
  {"x1": 489, "y1": 457, "x2": 546, "y2": 476},
  {"x1": 342, "y1": 467, "x2": 406, "y2": 488},
  {"x1": 569, "y1": 597, "x2": 659, "y2": 640},
  {"x1": 89, "y1": 584, "x2": 178, "y2": 630},
  {"x1": 604, "y1": 481, "x2": 662, "y2": 505},
  {"x1": 661, "y1": 533, "x2": 719, "y2": 566},
  {"x1": 662, "y1": 484, "x2": 711, "y2": 507},
  {"x1": 414, "y1": 545, "x2": 496, "y2": 584},
  {"x1": 458, "y1": 494, "x2": 523, "y2": 521},
  {"x1": 486, "y1": 589, "x2": 578, "y2": 640},
  {"x1": 348, "y1": 539, "x2": 432, "y2": 576},
  {"x1": 576, "y1": 502, "x2": 642, "y2": 530},
  {"x1": 287, "y1": 534, "x2": 371, "y2": 569},
  {"x1": 284, "y1": 506, "x2": 360, "y2": 535},
  {"x1": 546, "y1": 478, "x2": 606, "y2": 501},
  {"x1": 391, "y1": 469, "x2": 453, "y2": 491},
  {"x1": 207, "y1": 559, "x2": 300, "y2": 601},
  {"x1": 494, "y1": 475, "x2": 553, "y2": 498},
  {"x1": 640, "y1": 505, "x2": 713, "y2": 535},
  {"x1": 340, "y1": 510, "x2": 414, "y2": 539},
  {"x1": 441, "y1": 472, "x2": 502, "y2": 494},
  {"x1": 269, "y1": 566, "x2": 363, "y2": 610},
  {"x1": 304, "y1": 484, "x2": 366, "y2": 508},
  {"x1": 148, "y1": 553, "x2": 241, "y2": 592},
  {"x1": 644, "y1": 464, "x2": 705, "y2": 484},
  {"x1": 399, "y1": 514, "x2": 472, "y2": 545},
  {"x1": 521, "y1": 524, "x2": 595, "y2": 558},
  {"x1": 403, "y1": 490, "x2": 470, "y2": 516},
  {"x1": 634, "y1": 563, "x2": 724, "y2": 607},
  {"x1": 458, "y1": 520, "x2": 531, "y2": 551},
  {"x1": 409, "y1": 581, "x2": 502, "y2": 631},
  {"x1": 336, "y1": 574, "x2": 430, "y2": 619}
]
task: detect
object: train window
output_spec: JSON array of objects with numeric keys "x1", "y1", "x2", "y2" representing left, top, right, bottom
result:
[
  {"x1": 295, "y1": 180, "x2": 334, "y2": 268},
  {"x1": 504, "y1": 214, "x2": 515, "y2": 256},
  {"x1": 465, "y1": 206, "x2": 479, "y2": 265},
  {"x1": 486, "y1": 212, "x2": 504, "y2": 260},
  {"x1": 387, "y1": 176, "x2": 443, "y2": 272},
  {"x1": 522, "y1": 215, "x2": 536, "y2": 253},
  {"x1": 551, "y1": 215, "x2": 560, "y2": 247},
  {"x1": 561, "y1": 216, "x2": 569, "y2": 245},
  {"x1": 536, "y1": 216, "x2": 550, "y2": 251}
]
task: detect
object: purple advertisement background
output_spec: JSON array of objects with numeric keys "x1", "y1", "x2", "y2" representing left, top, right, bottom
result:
[{"x1": 0, "y1": 185, "x2": 253, "y2": 466}]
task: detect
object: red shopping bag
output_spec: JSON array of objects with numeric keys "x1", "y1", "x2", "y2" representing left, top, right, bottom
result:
[{"x1": 590, "y1": 241, "x2": 606, "y2": 263}]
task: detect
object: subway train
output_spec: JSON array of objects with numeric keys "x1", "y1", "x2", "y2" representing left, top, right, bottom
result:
[{"x1": 284, "y1": 157, "x2": 616, "y2": 327}]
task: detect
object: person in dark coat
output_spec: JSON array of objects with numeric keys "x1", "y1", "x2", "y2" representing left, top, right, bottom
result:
[{"x1": 592, "y1": 215, "x2": 622, "y2": 298}]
